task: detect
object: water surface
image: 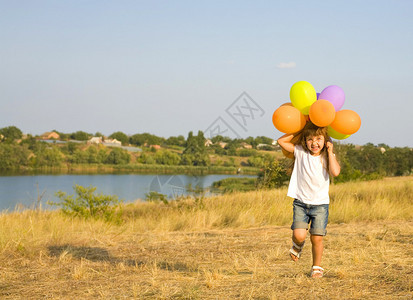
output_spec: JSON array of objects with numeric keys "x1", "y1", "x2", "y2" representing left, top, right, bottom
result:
[{"x1": 0, "y1": 174, "x2": 254, "y2": 211}]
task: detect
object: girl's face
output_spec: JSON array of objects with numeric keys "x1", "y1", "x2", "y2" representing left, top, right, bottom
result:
[{"x1": 305, "y1": 135, "x2": 325, "y2": 156}]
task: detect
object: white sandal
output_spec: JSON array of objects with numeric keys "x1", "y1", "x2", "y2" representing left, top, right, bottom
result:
[
  {"x1": 289, "y1": 241, "x2": 305, "y2": 261},
  {"x1": 311, "y1": 266, "x2": 324, "y2": 278}
]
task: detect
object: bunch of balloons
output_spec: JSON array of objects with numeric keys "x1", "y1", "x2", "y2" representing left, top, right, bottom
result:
[{"x1": 272, "y1": 81, "x2": 361, "y2": 140}]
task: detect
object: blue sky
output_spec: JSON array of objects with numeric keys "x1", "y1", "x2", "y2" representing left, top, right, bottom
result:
[{"x1": 1, "y1": 1, "x2": 412, "y2": 147}]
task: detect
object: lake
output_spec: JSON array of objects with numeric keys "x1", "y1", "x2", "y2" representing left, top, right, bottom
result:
[{"x1": 0, "y1": 174, "x2": 255, "y2": 211}]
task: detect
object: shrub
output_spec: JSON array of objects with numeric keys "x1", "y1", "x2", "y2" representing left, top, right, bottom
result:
[
  {"x1": 154, "y1": 150, "x2": 181, "y2": 165},
  {"x1": 256, "y1": 159, "x2": 289, "y2": 189},
  {"x1": 211, "y1": 177, "x2": 256, "y2": 193},
  {"x1": 237, "y1": 149, "x2": 257, "y2": 157},
  {"x1": 0, "y1": 143, "x2": 30, "y2": 170},
  {"x1": 49, "y1": 185, "x2": 122, "y2": 223},
  {"x1": 145, "y1": 191, "x2": 168, "y2": 204},
  {"x1": 105, "y1": 148, "x2": 130, "y2": 164}
]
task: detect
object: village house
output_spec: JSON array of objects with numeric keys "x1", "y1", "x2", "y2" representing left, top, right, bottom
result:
[
  {"x1": 88, "y1": 137, "x2": 103, "y2": 144},
  {"x1": 103, "y1": 138, "x2": 122, "y2": 146},
  {"x1": 204, "y1": 139, "x2": 213, "y2": 147},
  {"x1": 218, "y1": 142, "x2": 228, "y2": 149},
  {"x1": 240, "y1": 142, "x2": 252, "y2": 149},
  {"x1": 40, "y1": 132, "x2": 60, "y2": 140}
]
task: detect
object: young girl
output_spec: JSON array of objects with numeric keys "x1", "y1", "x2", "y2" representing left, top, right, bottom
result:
[{"x1": 277, "y1": 122, "x2": 340, "y2": 278}]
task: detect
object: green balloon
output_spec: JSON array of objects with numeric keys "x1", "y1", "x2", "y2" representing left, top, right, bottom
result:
[{"x1": 327, "y1": 126, "x2": 350, "y2": 140}]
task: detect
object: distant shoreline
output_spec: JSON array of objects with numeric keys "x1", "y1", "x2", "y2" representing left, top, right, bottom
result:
[{"x1": 0, "y1": 164, "x2": 260, "y2": 176}]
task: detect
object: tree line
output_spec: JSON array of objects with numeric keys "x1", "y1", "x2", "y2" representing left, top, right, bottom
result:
[{"x1": 0, "y1": 126, "x2": 412, "y2": 183}]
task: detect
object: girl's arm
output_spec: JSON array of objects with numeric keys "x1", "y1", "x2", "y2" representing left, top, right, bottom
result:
[
  {"x1": 277, "y1": 133, "x2": 295, "y2": 153},
  {"x1": 326, "y1": 142, "x2": 341, "y2": 177}
]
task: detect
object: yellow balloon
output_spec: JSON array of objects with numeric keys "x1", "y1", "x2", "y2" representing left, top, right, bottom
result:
[
  {"x1": 290, "y1": 81, "x2": 317, "y2": 115},
  {"x1": 327, "y1": 126, "x2": 350, "y2": 140}
]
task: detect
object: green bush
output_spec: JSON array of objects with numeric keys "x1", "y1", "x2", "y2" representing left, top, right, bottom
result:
[
  {"x1": 0, "y1": 143, "x2": 30, "y2": 170},
  {"x1": 49, "y1": 185, "x2": 122, "y2": 223},
  {"x1": 256, "y1": 159, "x2": 289, "y2": 189},
  {"x1": 211, "y1": 177, "x2": 256, "y2": 193},
  {"x1": 145, "y1": 191, "x2": 168, "y2": 204},
  {"x1": 154, "y1": 150, "x2": 181, "y2": 165},
  {"x1": 105, "y1": 148, "x2": 130, "y2": 164},
  {"x1": 237, "y1": 149, "x2": 257, "y2": 157}
]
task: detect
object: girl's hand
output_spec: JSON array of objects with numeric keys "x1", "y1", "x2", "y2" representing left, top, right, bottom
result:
[{"x1": 326, "y1": 141, "x2": 334, "y2": 154}]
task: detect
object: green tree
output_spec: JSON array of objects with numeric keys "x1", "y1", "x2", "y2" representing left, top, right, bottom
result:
[
  {"x1": 0, "y1": 126, "x2": 23, "y2": 142},
  {"x1": 0, "y1": 144, "x2": 29, "y2": 170},
  {"x1": 20, "y1": 134, "x2": 38, "y2": 151},
  {"x1": 63, "y1": 142, "x2": 79, "y2": 155},
  {"x1": 335, "y1": 157, "x2": 363, "y2": 182},
  {"x1": 225, "y1": 141, "x2": 238, "y2": 156},
  {"x1": 384, "y1": 147, "x2": 412, "y2": 176},
  {"x1": 359, "y1": 143, "x2": 385, "y2": 174},
  {"x1": 248, "y1": 155, "x2": 265, "y2": 168},
  {"x1": 56, "y1": 131, "x2": 70, "y2": 140},
  {"x1": 105, "y1": 148, "x2": 130, "y2": 164},
  {"x1": 165, "y1": 135, "x2": 186, "y2": 146},
  {"x1": 154, "y1": 150, "x2": 181, "y2": 165},
  {"x1": 129, "y1": 133, "x2": 165, "y2": 146},
  {"x1": 181, "y1": 131, "x2": 209, "y2": 166},
  {"x1": 70, "y1": 131, "x2": 90, "y2": 141},
  {"x1": 109, "y1": 131, "x2": 129, "y2": 145},
  {"x1": 34, "y1": 146, "x2": 63, "y2": 167},
  {"x1": 244, "y1": 136, "x2": 256, "y2": 148},
  {"x1": 138, "y1": 152, "x2": 156, "y2": 164},
  {"x1": 69, "y1": 149, "x2": 88, "y2": 164},
  {"x1": 211, "y1": 135, "x2": 231, "y2": 144},
  {"x1": 86, "y1": 146, "x2": 99, "y2": 164},
  {"x1": 254, "y1": 136, "x2": 274, "y2": 146},
  {"x1": 256, "y1": 159, "x2": 289, "y2": 189}
]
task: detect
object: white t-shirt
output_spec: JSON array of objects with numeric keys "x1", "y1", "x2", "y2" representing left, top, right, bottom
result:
[{"x1": 287, "y1": 145, "x2": 330, "y2": 205}]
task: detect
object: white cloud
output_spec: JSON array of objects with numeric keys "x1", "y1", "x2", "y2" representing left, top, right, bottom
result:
[{"x1": 276, "y1": 62, "x2": 296, "y2": 69}]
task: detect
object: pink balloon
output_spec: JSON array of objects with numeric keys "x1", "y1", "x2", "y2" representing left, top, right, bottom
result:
[{"x1": 319, "y1": 85, "x2": 345, "y2": 111}]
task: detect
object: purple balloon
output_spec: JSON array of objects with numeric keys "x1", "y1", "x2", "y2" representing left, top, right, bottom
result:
[
  {"x1": 316, "y1": 92, "x2": 320, "y2": 99},
  {"x1": 319, "y1": 85, "x2": 345, "y2": 111}
]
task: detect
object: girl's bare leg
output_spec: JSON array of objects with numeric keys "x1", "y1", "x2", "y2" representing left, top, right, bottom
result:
[
  {"x1": 291, "y1": 229, "x2": 307, "y2": 261},
  {"x1": 310, "y1": 234, "x2": 323, "y2": 267}
]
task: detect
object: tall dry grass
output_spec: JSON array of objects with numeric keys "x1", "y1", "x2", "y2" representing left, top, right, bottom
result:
[
  {"x1": 0, "y1": 176, "x2": 412, "y2": 299},
  {"x1": 1, "y1": 177, "x2": 411, "y2": 255},
  {"x1": 123, "y1": 176, "x2": 413, "y2": 232}
]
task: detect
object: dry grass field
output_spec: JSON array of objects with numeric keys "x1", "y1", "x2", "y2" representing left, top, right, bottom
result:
[{"x1": 0, "y1": 176, "x2": 412, "y2": 299}]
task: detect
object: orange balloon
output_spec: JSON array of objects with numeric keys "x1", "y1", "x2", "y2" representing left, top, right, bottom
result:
[
  {"x1": 272, "y1": 105, "x2": 306, "y2": 134},
  {"x1": 309, "y1": 99, "x2": 336, "y2": 127},
  {"x1": 280, "y1": 102, "x2": 293, "y2": 107},
  {"x1": 330, "y1": 110, "x2": 361, "y2": 135}
]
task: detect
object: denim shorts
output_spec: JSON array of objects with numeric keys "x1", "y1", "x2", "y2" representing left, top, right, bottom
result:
[{"x1": 291, "y1": 199, "x2": 329, "y2": 236}]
